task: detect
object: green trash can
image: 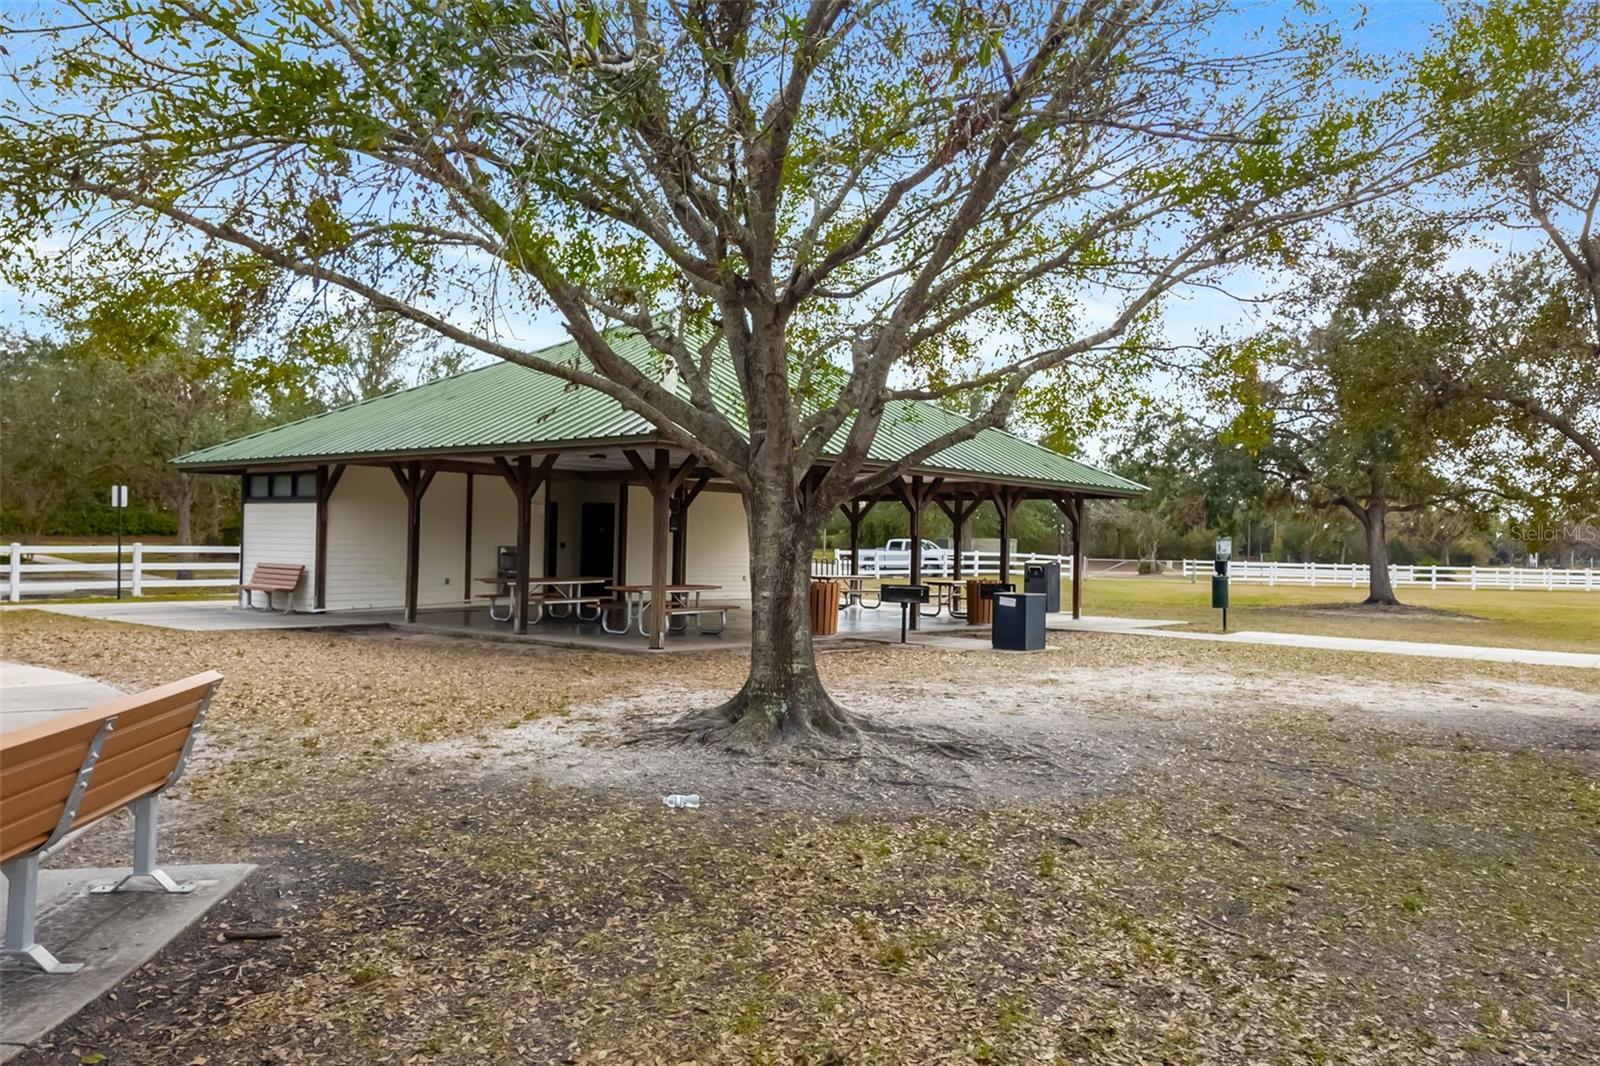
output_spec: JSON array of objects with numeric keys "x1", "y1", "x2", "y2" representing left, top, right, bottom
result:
[{"x1": 1211, "y1": 574, "x2": 1229, "y2": 608}]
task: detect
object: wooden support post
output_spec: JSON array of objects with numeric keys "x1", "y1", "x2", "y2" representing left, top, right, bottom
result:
[
  {"x1": 649, "y1": 449, "x2": 670, "y2": 650},
  {"x1": 936, "y1": 497, "x2": 977, "y2": 581},
  {"x1": 312, "y1": 464, "x2": 346, "y2": 611},
  {"x1": 1052, "y1": 494, "x2": 1085, "y2": 620},
  {"x1": 991, "y1": 487, "x2": 1020, "y2": 588},
  {"x1": 1072, "y1": 494, "x2": 1085, "y2": 620},
  {"x1": 846, "y1": 503, "x2": 861, "y2": 571},
  {"x1": 494, "y1": 454, "x2": 556, "y2": 634},
  {"x1": 512, "y1": 456, "x2": 533, "y2": 634},
  {"x1": 313, "y1": 466, "x2": 328, "y2": 610},
  {"x1": 907, "y1": 477, "x2": 923, "y2": 631},
  {"x1": 392, "y1": 460, "x2": 428, "y2": 623},
  {"x1": 462, "y1": 471, "x2": 474, "y2": 601}
]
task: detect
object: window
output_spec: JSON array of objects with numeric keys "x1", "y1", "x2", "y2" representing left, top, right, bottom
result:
[{"x1": 244, "y1": 470, "x2": 318, "y2": 501}]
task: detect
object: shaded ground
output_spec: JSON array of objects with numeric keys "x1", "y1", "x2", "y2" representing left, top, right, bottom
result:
[{"x1": 1, "y1": 609, "x2": 1596, "y2": 1064}]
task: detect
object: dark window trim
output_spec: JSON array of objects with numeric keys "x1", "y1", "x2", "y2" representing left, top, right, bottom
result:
[{"x1": 244, "y1": 469, "x2": 319, "y2": 502}]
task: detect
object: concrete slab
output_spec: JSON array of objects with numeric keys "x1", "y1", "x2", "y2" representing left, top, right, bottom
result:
[
  {"x1": 0, "y1": 663, "x2": 121, "y2": 733},
  {"x1": 1047, "y1": 614, "x2": 1190, "y2": 633},
  {"x1": 21, "y1": 599, "x2": 393, "y2": 632},
  {"x1": 0, "y1": 864, "x2": 255, "y2": 1062},
  {"x1": 1133, "y1": 627, "x2": 1600, "y2": 669}
]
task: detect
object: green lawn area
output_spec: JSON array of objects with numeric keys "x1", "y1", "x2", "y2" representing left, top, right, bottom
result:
[{"x1": 1077, "y1": 575, "x2": 1600, "y2": 653}]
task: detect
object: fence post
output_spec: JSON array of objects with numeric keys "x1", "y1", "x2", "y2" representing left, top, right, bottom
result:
[
  {"x1": 7, "y1": 543, "x2": 19, "y2": 602},
  {"x1": 131, "y1": 542, "x2": 144, "y2": 597}
]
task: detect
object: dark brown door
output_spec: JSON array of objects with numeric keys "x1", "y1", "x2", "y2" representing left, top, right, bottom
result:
[{"x1": 579, "y1": 502, "x2": 615, "y2": 594}]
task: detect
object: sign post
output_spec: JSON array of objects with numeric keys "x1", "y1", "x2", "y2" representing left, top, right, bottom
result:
[
  {"x1": 1212, "y1": 535, "x2": 1232, "y2": 632},
  {"x1": 110, "y1": 485, "x2": 129, "y2": 600}
]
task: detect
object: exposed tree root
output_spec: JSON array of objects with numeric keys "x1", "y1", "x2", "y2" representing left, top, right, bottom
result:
[{"x1": 619, "y1": 682, "x2": 1059, "y2": 793}]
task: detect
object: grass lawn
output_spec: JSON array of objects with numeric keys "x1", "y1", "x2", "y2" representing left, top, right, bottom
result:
[
  {"x1": 2, "y1": 609, "x2": 1596, "y2": 1063},
  {"x1": 1076, "y1": 576, "x2": 1600, "y2": 653}
]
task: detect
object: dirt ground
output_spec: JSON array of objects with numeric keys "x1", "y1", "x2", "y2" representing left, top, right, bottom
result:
[{"x1": 2, "y1": 609, "x2": 1596, "y2": 1064}]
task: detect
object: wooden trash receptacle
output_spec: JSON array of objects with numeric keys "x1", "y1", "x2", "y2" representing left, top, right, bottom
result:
[
  {"x1": 965, "y1": 579, "x2": 991, "y2": 625},
  {"x1": 809, "y1": 580, "x2": 841, "y2": 636}
]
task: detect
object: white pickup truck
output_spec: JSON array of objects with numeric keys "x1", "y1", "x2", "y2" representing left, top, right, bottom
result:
[{"x1": 878, "y1": 538, "x2": 953, "y2": 568}]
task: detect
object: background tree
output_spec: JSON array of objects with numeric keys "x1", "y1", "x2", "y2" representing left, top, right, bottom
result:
[
  {"x1": 1414, "y1": 0, "x2": 1600, "y2": 472},
  {"x1": 1, "y1": 0, "x2": 1428, "y2": 746},
  {"x1": 1218, "y1": 225, "x2": 1494, "y2": 604}
]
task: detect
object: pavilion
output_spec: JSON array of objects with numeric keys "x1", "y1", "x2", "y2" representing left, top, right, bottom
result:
[{"x1": 174, "y1": 334, "x2": 1145, "y2": 648}]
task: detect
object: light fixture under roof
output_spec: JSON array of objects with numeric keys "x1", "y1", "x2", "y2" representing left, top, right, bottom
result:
[{"x1": 588, "y1": 453, "x2": 607, "y2": 459}]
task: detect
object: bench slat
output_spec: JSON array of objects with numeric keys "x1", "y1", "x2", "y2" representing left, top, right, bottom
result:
[{"x1": 0, "y1": 721, "x2": 108, "y2": 862}]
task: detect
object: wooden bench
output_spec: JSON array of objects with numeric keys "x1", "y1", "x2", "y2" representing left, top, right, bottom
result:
[
  {"x1": 1, "y1": 671, "x2": 223, "y2": 973},
  {"x1": 240, "y1": 562, "x2": 305, "y2": 612},
  {"x1": 663, "y1": 603, "x2": 741, "y2": 635}
]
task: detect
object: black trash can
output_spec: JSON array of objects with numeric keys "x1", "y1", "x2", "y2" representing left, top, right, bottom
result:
[
  {"x1": 992, "y1": 591, "x2": 1046, "y2": 651},
  {"x1": 1024, "y1": 561, "x2": 1061, "y2": 612}
]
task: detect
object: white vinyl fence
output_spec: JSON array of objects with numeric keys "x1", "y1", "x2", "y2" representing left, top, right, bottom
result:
[
  {"x1": 2, "y1": 543, "x2": 240, "y2": 601},
  {"x1": 1180, "y1": 558, "x2": 1596, "y2": 591},
  {"x1": 814, "y1": 549, "x2": 1077, "y2": 579}
]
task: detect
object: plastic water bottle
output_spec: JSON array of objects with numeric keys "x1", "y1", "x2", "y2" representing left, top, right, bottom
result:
[{"x1": 662, "y1": 794, "x2": 701, "y2": 810}]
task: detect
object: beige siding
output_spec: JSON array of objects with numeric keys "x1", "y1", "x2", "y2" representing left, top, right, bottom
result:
[
  {"x1": 624, "y1": 485, "x2": 750, "y2": 601},
  {"x1": 685, "y1": 490, "x2": 751, "y2": 601},
  {"x1": 240, "y1": 501, "x2": 316, "y2": 611},
  {"x1": 312, "y1": 467, "x2": 750, "y2": 611}
]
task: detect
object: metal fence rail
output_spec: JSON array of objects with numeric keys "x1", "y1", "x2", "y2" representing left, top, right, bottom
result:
[
  {"x1": 2, "y1": 543, "x2": 240, "y2": 600},
  {"x1": 1179, "y1": 558, "x2": 1597, "y2": 591}
]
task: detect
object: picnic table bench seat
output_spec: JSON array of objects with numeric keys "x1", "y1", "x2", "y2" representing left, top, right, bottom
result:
[
  {"x1": 662, "y1": 602, "x2": 741, "y2": 635},
  {"x1": 240, "y1": 563, "x2": 305, "y2": 612},
  {"x1": 1, "y1": 671, "x2": 224, "y2": 973}
]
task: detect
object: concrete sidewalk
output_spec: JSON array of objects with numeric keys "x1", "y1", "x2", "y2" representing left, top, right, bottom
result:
[
  {"x1": 0, "y1": 663, "x2": 122, "y2": 732},
  {"x1": 16, "y1": 598, "x2": 392, "y2": 632},
  {"x1": 1048, "y1": 618, "x2": 1600, "y2": 670}
]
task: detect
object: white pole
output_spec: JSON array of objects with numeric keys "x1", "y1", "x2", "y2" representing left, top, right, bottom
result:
[
  {"x1": 7, "y1": 543, "x2": 19, "y2": 602},
  {"x1": 131, "y1": 542, "x2": 144, "y2": 597}
]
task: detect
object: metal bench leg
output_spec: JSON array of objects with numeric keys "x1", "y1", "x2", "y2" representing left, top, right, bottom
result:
[
  {"x1": 2, "y1": 854, "x2": 82, "y2": 974},
  {"x1": 90, "y1": 797, "x2": 195, "y2": 896},
  {"x1": 697, "y1": 610, "x2": 728, "y2": 636}
]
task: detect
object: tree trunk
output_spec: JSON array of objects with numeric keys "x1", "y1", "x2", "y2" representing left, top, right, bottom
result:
[
  {"x1": 1362, "y1": 499, "x2": 1399, "y2": 606},
  {"x1": 688, "y1": 477, "x2": 858, "y2": 747}
]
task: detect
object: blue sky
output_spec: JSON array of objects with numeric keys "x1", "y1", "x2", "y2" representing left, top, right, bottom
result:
[{"x1": 0, "y1": 0, "x2": 1536, "y2": 432}]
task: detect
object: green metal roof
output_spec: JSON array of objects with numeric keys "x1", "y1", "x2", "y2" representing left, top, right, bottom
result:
[{"x1": 175, "y1": 334, "x2": 1145, "y2": 496}]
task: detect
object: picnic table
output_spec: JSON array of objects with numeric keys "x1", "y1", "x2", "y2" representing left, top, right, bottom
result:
[
  {"x1": 476, "y1": 576, "x2": 611, "y2": 623},
  {"x1": 607, "y1": 583, "x2": 733, "y2": 636},
  {"x1": 923, "y1": 578, "x2": 966, "y2": 618},
  {"x1": 813, "y1": 573, "x2": 879, "y2": 609}
]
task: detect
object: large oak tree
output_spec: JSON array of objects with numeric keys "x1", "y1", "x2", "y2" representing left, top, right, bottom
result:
[{"x1": 1, "y1": 0, "x2": 1426, "y2": 744}]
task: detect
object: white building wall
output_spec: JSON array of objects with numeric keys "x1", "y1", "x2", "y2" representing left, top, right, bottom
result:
[
  {"x1": 321, "y1": 465, "x2": 406, "y2": 609},
  {"x1": 623, "y1": 485, "x2": 751, "y2": 602},
  {"x1": 240, "y1": 501, "x2": 316, "y2": 611},
  {"x1": 685, "y1": 490, "x2": 751, "y2": 601},
  {"x1": 287, "y1": 464, "x2": 751, "y2": 612}
]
